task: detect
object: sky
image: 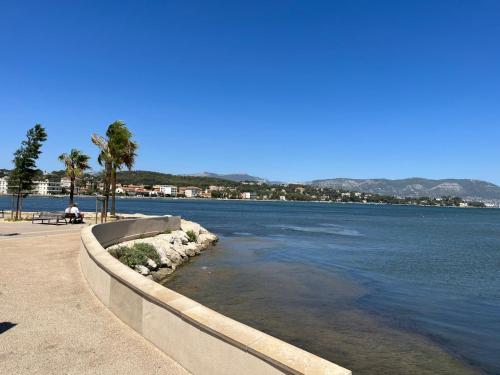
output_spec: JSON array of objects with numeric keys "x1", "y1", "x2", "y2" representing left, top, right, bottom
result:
[{"x1": 1, "y1": 0, "x2": 499, "y2": 183}]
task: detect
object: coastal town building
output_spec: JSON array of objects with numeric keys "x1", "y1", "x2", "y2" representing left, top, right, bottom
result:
[
  {"x1": 34, "y1": 180, "x2": 48, "y2": 195},
  {"x1": 159, "y1": 185, "x2": 178, "y2": 197},
  {"x1": 200, "y1": 189, "x2": 212, "y2": 198},
  {"x1": 60, "y1": 177, "x2": 81, "y2": 195},
  {"x1": 60, "y1": 177, "x2": 71, "y2": 189},
  {"x1": 209, "y1": 185, "x2": 224, "y2": 191},
  {"x1": 241, "y1": 192, "x2": 257, "y2": 199},
  {"x1": 33, "y1": 180, "x2": 62, "y2": 195},
  {"x1": 179, "y1": 186, "x2": 201, "y2": 198},
  {"x1": 185, "y1": 187, "x2": 201, "y2": 198},
  {"x1": 0, "y1": 177, "x2": 8, "y2": 194}
]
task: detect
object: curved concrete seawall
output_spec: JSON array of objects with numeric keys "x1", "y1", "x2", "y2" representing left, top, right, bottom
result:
[{"x1": 80, "y1": 216, "x2": 351, "y2": 375}]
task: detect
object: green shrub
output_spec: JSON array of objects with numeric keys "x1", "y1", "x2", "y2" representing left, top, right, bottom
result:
[
  {"x1": 108, "y1": 246, "x2": 126, "y2": 259},
  {"x1": 186, "y1": 230, "x2": 197, "y2": 243},
  {"x1": 133, "y1": 242, "x2": 161, "y2": 265},
  {"x1": 108, "y1": 242, "x2": 160, "y2": 269}
]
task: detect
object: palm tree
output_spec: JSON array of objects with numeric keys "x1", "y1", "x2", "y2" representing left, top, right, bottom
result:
[
  {"x1": 91, "y1": 121, "x2": 137, "y2": 219},
  {"x1": 58, "y1": 149, "x2": 91, "y2": 205},
  {"x1": 106, "y1": 121, "x2": 138, "y2": 216},
  {"x1": 91, "y1": 134, "x2": 113, "y2": 220}
]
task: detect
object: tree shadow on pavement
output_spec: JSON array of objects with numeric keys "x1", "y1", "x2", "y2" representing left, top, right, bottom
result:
[{"x1": 0, "y1": 322, "x2": 17, "y2": 334}]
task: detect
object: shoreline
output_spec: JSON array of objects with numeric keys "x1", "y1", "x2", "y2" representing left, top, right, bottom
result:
[{"x1": 0, "y1": 194, "x2": 495, "y2": 209}]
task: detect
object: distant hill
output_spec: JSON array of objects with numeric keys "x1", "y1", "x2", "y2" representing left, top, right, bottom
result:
[
  {"x1": 189, "y1": 172, "x2": 269, "y2": 183},
  {"x1": 116, "y1": 170, "x2": 239, "y2": 188},
  {"x1": 309, "y1": 178, "x2": 500, "y2": 200}
]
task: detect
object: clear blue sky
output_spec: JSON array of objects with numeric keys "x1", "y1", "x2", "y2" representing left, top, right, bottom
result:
[{"x1": 1, "y1": 1, "x2": 499, "y2": 183}]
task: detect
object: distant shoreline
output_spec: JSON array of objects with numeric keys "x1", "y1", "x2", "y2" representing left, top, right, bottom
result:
[{"x1": 0, "y1": 194, "x2": 495, "y2": 209}]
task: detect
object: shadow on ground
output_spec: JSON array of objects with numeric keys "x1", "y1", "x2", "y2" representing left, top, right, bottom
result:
[{"x1": 0, "y1": 322, "x2": 17, "y2": 335}]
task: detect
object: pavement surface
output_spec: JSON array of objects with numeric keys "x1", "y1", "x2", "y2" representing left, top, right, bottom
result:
[{"x1": 0, "y1": 221, "x2": 189, "y2": 375}]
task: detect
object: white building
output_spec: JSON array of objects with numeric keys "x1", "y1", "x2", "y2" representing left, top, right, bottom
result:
[
  {"x1": 33, "y1": 180, "x2": 62, "y2": 195},
  {"x1": 0, "y1": 176, "x2": 8, "y2": 194},
  {"x1": 184, "y1": 187, "x2": 201, "y2": 198},
  {"x1": 34, "y1": 180, "x2": 48, "y2": 195},
  {"x1": 241, "y1": 192, "x2": 257, "y2": 199},
  {"x1": 159, "y1": 185, "x2": 178, "y2": 197},
  {"x1": 60, "y1": 177, "x2": 81, "y2": 195},
  {"x1": 60, "y1": 177, "x2": 71, "y2": 189}
]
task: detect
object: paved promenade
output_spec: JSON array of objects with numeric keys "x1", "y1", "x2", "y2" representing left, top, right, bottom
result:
[{"x1": 0, "y1": 221, "x2": 188, "y2": 375}]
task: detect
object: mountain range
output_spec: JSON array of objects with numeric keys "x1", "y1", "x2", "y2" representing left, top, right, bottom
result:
[
  {"x1": 189, "y1": 172, "x2": 271, "y2": 184},
  {"x1": 191, "y1": 172, "x2": 500, "y2": 200},
  {"x1": 310, "y1": 177, "x2": 500, "y2": 200}
]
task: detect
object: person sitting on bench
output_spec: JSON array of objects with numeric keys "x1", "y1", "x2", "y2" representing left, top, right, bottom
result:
[
  {"x1": 65, "y1": 203, "x2": 84, "y2": 223},
  {"x1": 70, "y1": 203, "x2": 84, "y2": 223}
]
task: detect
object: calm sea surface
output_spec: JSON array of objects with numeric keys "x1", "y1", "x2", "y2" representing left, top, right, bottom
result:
[{"x1": 2, "y1": 196, "x2": 499, "y2": 374}]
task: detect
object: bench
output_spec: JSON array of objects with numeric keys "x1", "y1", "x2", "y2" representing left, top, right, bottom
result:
[{"x1": 32, "y1": 211, "x2": 67, "y2": 225}]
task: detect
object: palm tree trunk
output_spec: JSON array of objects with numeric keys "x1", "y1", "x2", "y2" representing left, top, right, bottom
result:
[
  {"x1": 15, "y1": 180, "x2": 21, "y2": 220},
  {"x1": 10, "y1": 193, "x2": 15, "y2": 220},
  {"x1": 104, "y1": 162, "x2": 112, "y2": 220},
  {"x1": 69, "y1": 177, "x2": 75, "y2": 205},
  {"x1": 111, "y1": 166, "x2": 117, "y2": 217},
  {"x1": 15, "y1": 191, "x2": 20, "y2": 220}
]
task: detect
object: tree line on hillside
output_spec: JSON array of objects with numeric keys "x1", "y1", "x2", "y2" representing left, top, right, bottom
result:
[{"x1": 114, "y1": 170, "x2": 240, "y2": 188}]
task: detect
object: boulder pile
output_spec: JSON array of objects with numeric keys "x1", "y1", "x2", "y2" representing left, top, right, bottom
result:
[{"x1": 107, "y1": 219, "x2": 218, "y2": 282}]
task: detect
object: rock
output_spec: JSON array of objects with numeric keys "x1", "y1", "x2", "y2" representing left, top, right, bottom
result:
[
  {"x1": 155, "y1": 245, "x2": 173, "y2": 267},
  {"x1": 198, "y1": 233, "x2": 218, "y2": 247},
  {"x1": 181, "y1": 220, "x2": 202, "y2": 236},
  {"x1": 160, "y1": 257, "x2": 172, "y2": 267},
  {"x1": 134, "y1": 265, "x2": 150, "y2": 275},
  {"x1": 184, "y1": 242, "x2": 198, "y2": 256},
  {"x1": 154, "y1": 233, "x2": 171, "y2": 242},
  {"x1": 172, "y1": 230, "x2": 189, "y2": 245},
  {"x1": 152, "y1": 267, "x2": 174, "y2": 283},
  {"x1": 108, "y1": 219, "x2": 218, "y2": 277},
  {"x1": 165, "y1": 246, "x2": 183, "y2": 265},
  {"x1": 172, "y1": 243, "x2": 188, "y2": 259},
  {"x1": 146, "y1": 258, "x2": 158, "y2": 270}
]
